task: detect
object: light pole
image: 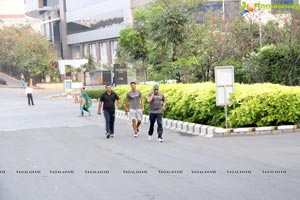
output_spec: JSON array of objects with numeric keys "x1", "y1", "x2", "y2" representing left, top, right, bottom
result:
[{"x1": 222, "y1": 0, "x2": 225, "y2": 21}]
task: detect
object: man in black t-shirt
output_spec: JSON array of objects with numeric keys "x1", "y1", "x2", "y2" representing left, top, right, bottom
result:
[{"x1": 98, "y1": 85, "x2": 122, "y2": 139}]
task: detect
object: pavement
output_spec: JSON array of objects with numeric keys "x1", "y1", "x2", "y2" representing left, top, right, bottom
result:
[
  {"x1": 0, "y1": 87, "x2": 300, "y2": 200},
  {"x1": 0, "y1": 72, "x2": 22, "y2": 88}
]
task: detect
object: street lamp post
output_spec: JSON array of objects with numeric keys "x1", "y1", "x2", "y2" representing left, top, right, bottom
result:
[{"x1": 223, "y1": 0, "x2": 225, "y2": 21}]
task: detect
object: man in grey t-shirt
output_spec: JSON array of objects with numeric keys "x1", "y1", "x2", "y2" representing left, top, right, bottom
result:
[
  {"x1": 147, "y1": 84, "x2": 166, "y2": 142},
  {"x1": 125, "y1": 82, "x2": 144, "y2": 137}
]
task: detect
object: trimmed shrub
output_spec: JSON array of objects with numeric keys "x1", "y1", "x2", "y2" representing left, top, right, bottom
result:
[
  {"x1": 86, "y1": 89, "x2": 106, "y2": 99},
  {"x1": 86, "y1": 83, "x2": 300, "y2": 128}
]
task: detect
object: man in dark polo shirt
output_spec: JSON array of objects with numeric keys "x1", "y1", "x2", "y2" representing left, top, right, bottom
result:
[
  {"x1": 147, "y1": 84, "x2": 166, "y2": 142},
  {"x1": 98, "y1": 85, "x2": 122, "y2": 139}
]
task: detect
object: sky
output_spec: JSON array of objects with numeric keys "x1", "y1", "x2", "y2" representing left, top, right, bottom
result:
[{"x1": 0, "y1": 0, "x2": 25, "y2": 15}]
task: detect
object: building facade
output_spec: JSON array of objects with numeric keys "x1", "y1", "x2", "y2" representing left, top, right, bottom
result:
[
  {"x1": 24, "y1": 0, "x2": 152, "y2": 67},
  {"x1": 0, "y1": 0, "x2": 39, "y2": 28}
]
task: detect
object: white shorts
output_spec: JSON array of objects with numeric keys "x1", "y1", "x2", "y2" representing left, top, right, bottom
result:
[{"x1": 129, "y1": 109, "x2": 143, "y2": 121}]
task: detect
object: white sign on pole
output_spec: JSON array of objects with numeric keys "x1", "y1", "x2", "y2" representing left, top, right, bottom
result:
[{"x1": 215, "y1": 66, "x2": 234, "y2": 106}]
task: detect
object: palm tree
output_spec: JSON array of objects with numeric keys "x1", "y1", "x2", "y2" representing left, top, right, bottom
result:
[{"x1": 82, "y1": 54, "x2": 96, "y2": 86}]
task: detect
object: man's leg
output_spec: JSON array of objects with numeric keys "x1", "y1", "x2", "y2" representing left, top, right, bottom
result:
[
  {"x1": 132, "y1": 119, "x2": 137, "y2": 135},
  {"x1": 136, "y1": 109, "x2": 143, "y2": 134},
  {"x1": 109, "y1": 111, "x2": 115, "y2": 136},
  {"x1": 27, "y1": 94, "x2": 30, "y2": 105},
  {"x1": 148, "y1": 113, "x2": 156, "y2": 140},
  {"x1": 137, "y1": 121, "x2": 141, "y2": 131},
  {"x1": 157, "y1": 113, "x2": 163, "y2": 140},
  {"x1": 129, "y1": 109, "x2": 138, "y2": 136},
  {"x1": 29, "y1": 94, "x2": 34, "y2": 105},
  {"x1": 31, "y1": 94, "x2": 34, "y2": 105},
  {"x1": 103, "y1": 110, "x2": 111, "y2": 138}
]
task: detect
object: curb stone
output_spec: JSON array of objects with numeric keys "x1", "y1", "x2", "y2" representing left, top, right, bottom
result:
[{"x1": 114, "y1": 110, "x2": 300, "y2": 138}]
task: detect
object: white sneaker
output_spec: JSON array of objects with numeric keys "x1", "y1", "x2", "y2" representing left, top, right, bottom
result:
[
  {"x1": 148, "y1": 135, "x2": 152, "y2": 140},
  {"x1": 158, "y1": 138, "x2": 163, "y2": 142},
  {"x1": 134, "y1": 133, "x2": 138, "y2": 138}
]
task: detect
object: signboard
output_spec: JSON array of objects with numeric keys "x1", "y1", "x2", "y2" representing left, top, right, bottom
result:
[
  {"x1": 114, "y1": 64, "x2": 127, "y2": 85},
  {"x1": 215, "y1": 66, "x2": 234, "y2": 106},
  {"x1": 64, "y1": 80, "x2": 72, "y2": 93},
  {"x1": 102, "y1": 71, "x2": 112, "y2": 86}
]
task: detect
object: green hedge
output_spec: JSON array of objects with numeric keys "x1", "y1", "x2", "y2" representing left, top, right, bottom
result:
[{"x1": 86, "y1": 83, "x2": 300, "y2": 128}]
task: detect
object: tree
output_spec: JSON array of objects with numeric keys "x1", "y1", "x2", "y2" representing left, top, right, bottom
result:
[
  {"x1": 0, "y1": 24, "x2": 57, "y2": 83},
  {"x1": 118, "y1": 7, "x2": 155, "y2": 82},
  {"x1": 281, "y1": 13, "x2": 300, "y2": 85},
  {"x1": 82, "y1": 54, "x2": 96, "y2": 85},
  {"x1": 118, "y1": 0, "x2": 300, "y2": 85},
  {"x1": 149, "y1": 5, "x2": 189, "y2": 62}
]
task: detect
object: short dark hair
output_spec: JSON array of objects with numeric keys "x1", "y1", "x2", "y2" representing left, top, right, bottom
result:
[
  {"x1": 105, "y1": 84, "x2": 112, "y2": 88},
  {"x1": 130, "y1": 81, "x2": 136, "y2": 85}
]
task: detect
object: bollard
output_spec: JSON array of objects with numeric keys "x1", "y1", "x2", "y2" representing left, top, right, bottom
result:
[
  {"x1": 193, "y1": 124, "x2": 201, "y2": 135},
  {"x1": 162, "y1": 118, "x2": 168, "y2": 128},
  {"x1": 176, "y1": 121, "x2": 183, "y2": 132},
  {"x1": 200, "y1": 125, "x2": 209, "y2": 136},
  {"x1": 170, "y1": 120, "x2": 179, "y2": 130},
  {"x1": 165, "y1": 119, "x2": 173, "y2": 129},
  {"x1": 187, "y1": 123, "x2": 196, "y2": 134},
  {"x1": 181, "y1": 122, "x2": 189, "y2": 133}
]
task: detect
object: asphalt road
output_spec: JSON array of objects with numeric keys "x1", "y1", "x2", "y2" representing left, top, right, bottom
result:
[{"x1": 0, "y1": 87, "x2": 299, "y2": 200}]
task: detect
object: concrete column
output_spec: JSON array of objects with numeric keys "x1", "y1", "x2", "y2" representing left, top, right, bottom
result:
[
  {"x1": 80, "y1": 44, "x2": 84, "y2": 58},
  {"x1": 96, "y1": 42, "x2": 101, "y2": 62},
  {"x1": 59, "y1": 0, "x2": 71, "y2": 59},
  {"x1": 107, "y1": 41, "x2": 112, "y2": 65}
]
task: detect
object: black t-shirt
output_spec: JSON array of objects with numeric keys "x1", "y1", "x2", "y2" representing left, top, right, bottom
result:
[{"x1": 100, "y1": 91, "x2": 120, "y2": 111}]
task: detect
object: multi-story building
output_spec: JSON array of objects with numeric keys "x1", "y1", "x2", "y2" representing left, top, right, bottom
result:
[{"x1": 24, "y1": 0, "x2": 153, "y2": 66}]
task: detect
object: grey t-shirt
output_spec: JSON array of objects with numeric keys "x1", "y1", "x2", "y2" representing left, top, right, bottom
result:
[
  {"x1": 148, "y1": 92, "x2": 165, "y2": 113},
  {"x1": 126, "y1": 90, "x2": 142, "y2": 109}
]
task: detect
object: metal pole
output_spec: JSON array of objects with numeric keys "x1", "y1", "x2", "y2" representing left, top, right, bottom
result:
[
  {"x1": 225, "y1": 105, "x2": 228, "y2": 129},
  {"x1": 259, "y1": 11, "x2": 262, "y2": 48},
  {"x1": 222, "y1": 0, "x2": 225, "y2": 21},
  {"x1": 224, "y1": 86, "x2": 228, "y2": 129}
]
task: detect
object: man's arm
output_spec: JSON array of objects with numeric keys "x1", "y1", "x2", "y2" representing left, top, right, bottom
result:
[
  {"x1": 125, "y1": 99, "x2": 129, "y2": 115},
  {"x1": 140, "y1": 97, "x2": 144, "y2": 112},
  {"x1": 147, "y1": 92, "x2": 154, "y2": 103},
  {"x1": 97, "y1": 101, "x2": 102, "y2": 115},
  {"x1": 117, "y1": 99, "x2": 122, "y2": 108},
  {"x1": 162, "y1": 98, "x2": 166, "y2": 111}
]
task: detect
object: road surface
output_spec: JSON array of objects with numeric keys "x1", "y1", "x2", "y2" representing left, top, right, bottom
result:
[{"x1": 0, "y1": 87, "x2": 299, "y2": 200}]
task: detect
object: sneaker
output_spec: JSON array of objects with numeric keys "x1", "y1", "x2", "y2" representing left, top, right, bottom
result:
[
  {"x1": 106, "y1": 133, "x2": 110, "y2": 139},
  {"x1": 158, "y1": 138, "x2": 163, "y2": 142},
  {"x1": 134, "y1": 132, "x2": 138, "y2": 138},
  {"x1": 148, "y1": 135, "x2": 153, "y2": 140},
  {"x1": 110, "y1": 134, "x2": 114, "y2": 138}
]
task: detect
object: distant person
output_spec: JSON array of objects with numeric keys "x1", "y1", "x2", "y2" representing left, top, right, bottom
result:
[
  {"x1": 25, "y1": 83, "x2": 34, "y2": 106},
  {"x1": 80, "y1": 88, "x2": 92, "y2": 116},
  {"x1": 79, "y1": 87, "x2": 85, "y2": 103},
  {"x1": 20, "y1": 74, "x2": 25, "y2": 88},
  {"x1": 147, "y1": 84, "x2": 166, "y2": 142},
  {"x1": 98, "y1": 84, "x2": 122, "y2": 139},
  {"x1": 125, "y1": 81, "x2": 144, "y2": 137}
]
